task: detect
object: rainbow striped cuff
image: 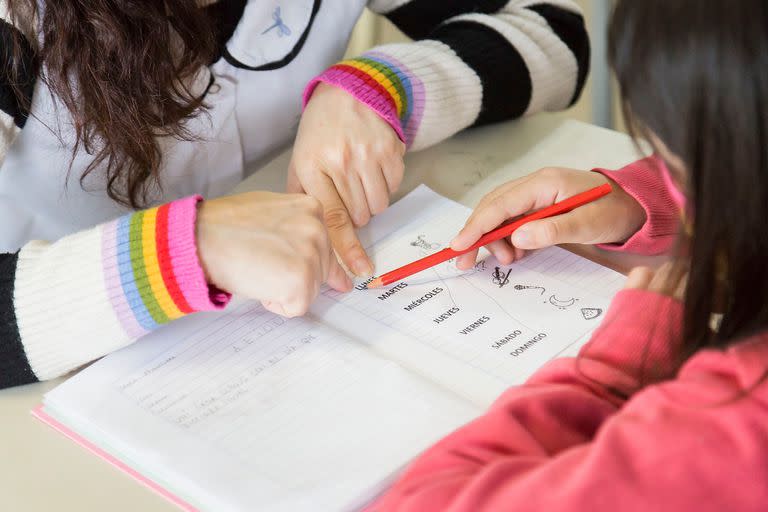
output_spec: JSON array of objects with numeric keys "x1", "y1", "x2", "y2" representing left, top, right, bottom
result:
[
  {"x1": 101, "y1": 196, "x2": 230, "y2": 338},
  {"x1": 303, "y1": 52, "x2": 425, "y2": 148}
]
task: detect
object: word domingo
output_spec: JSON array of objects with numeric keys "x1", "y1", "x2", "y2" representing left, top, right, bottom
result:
[
  {"x1": 491, "y1": 330, "x2": 522, "y2": 349},
  {"x1": 510, "y1": 333, "x2": 547, "y2": 357},
  {"x1": 403, "y1": 288, "x2": 444, "y2": 311},
  {"x1": 377, "y1": 282, "x2": 408, "y2": 301},
  {"x1": 433, "y1": 307, "x2": 460, "y2": 324},
  {"x1": 459, "y1": 316, "x2": 491, "y2": 335}
]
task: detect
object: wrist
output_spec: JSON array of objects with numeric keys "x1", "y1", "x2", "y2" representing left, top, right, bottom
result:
[
  {"x1": 303, "y1": 63, "x2": 406, "y2": 144},
  {"x1": 170, "y1": 196, "x2": 230, "y2": 311},
  {"x1": 608, "y1": 175, "x2": 648, "y2": 243},
  {"x1": 195, "y1": 200, "x2": 214, "y2": 286},
  {"x1": 594, "y1": 157, "x2": 681, "y2": 254}
]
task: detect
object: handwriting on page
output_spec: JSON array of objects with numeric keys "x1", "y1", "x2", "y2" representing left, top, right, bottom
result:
[
  {"x1": 112, "y1": 300, "x2": 477, "y2": 489},
  {"x1": 323, "y1": 200, "x2": 624, "y2": 384},
  {"x1": 116, "y1": 303, "x2": 326, "y2": 433}
]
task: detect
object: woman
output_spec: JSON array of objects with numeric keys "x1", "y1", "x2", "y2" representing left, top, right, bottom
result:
[{"x1": 0, "y1": 1, "x2": 588, "y2": 388}]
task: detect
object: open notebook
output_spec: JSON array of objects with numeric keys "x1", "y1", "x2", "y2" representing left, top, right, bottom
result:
[{"x1": 35, "y1": 186, "x2": 625, "y2": 511}]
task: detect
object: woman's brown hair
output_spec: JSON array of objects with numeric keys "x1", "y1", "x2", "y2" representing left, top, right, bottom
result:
[{"x1": 7, "y1": 0, "x2": 215, "y2": 207}]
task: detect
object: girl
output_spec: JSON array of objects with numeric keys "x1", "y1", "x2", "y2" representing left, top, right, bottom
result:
[
  {"x1": 0, "y1": 2, "x2": 588, "y2": 389},
  {"x1": 372, "y1": 1, "x2": 768, "y2": 510}
]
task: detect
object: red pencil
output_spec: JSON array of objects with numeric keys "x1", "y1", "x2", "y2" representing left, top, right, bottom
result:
[{"x1": 365, "y1": 183, "x2": 612, "y2": 289}]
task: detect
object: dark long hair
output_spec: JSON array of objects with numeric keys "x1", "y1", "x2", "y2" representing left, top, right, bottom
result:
[
  {"x1": 6, "y1": 0, "x2": 215, "y2": 207},
  {"x1": 609, "y1": 1, "x2": 768, "y2": 358}
]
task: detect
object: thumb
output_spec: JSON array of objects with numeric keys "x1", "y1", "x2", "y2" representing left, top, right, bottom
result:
[{"x1": 510, "y1": 211, "x2": 585, "y2": 250}]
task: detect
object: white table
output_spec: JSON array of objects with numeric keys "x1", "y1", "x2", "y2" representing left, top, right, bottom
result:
[{"x1": 1, "y1": 114, "x2": 648, "y2": 511}]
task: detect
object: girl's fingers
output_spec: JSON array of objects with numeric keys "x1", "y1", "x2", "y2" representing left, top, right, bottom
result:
[
  {"x1": 451, "y1": 182, "x2": 546, "y2": 251},
  {"x1": 486, "y1": 239, "x2": 515, "y2": 265},
  {"x1": 510, "y1": 207, "x2": 595, "y2": 250},
  {"x1": 455, "y1": 248, "x2": 480, "y2": 270},
  {"x1": 624, "y1": 266, "x2": 655, "y2": 289}
]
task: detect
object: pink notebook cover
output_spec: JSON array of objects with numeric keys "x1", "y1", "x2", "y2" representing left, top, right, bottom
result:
[{"x1": 32, "y1": 405, "x2": 198, "y2": 512}]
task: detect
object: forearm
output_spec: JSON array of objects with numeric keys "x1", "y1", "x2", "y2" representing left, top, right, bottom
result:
[
  {"x1": 306, "y1": 0, "x2": 589, "y2": 150},
  {"x1": 595, "y1": 156, "x2": 681, "y2": 255},
  {"x1": 0, "y1": 196, "x2": 229, "y2": 389}
]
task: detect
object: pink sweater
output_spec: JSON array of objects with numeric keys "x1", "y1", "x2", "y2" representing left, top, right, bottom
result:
[{"x1": 371, "y1": 157, "x2": 768, "y2": 511}]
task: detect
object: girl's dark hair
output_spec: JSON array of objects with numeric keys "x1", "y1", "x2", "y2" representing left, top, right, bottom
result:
[
  {"x1": 609, "y1": 1, "x2": 768, "y2": 357},
  {"x1": 7, "y1": 0, "x2": 215, "y2": 208}
]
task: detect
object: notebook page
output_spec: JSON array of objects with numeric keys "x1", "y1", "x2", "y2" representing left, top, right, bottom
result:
[
  {"x1": 314, "y1": 186, "x2": 624, "y2": 402},
  {"x1": 44, "y1": 301, "x2": 479, "y2": 512}
]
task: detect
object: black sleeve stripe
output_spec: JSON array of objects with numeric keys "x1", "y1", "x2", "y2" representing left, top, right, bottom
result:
[
  {"x1": 383, "y1": 0, "x2": 509, "y2": 40},
  {"x1": 526, "y1": 3, "x2": 590, "y2": 106},
  {"x1": 202, "y1": 0, "x2": 248, "y2": 64},
  {"x1": 0, "y1": 252, "x2": 37, "y2": 389},
  {"x1": 429, "y1": 20, "x2": 532, "y2": 126},
  {"x1": 0, "y1": 19, "x2": 37, "y2": 129}
]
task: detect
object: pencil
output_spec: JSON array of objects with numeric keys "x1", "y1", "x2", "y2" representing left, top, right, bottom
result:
[{"x1": 365, "y1": 183, "x2": 612, "y2": 289}]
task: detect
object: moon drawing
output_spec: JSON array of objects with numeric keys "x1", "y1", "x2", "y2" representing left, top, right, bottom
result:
[
  {"x1": 547, "y1": 295, "x2": 578, "y2": 310},
  {"x1": 581, "y1": 307, "x2": 603, "y2": 320}
]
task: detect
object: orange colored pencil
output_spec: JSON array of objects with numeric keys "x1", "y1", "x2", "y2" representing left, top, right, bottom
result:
[{"x1": 366, "y1": 183, "x2": 612, "y2": 289}]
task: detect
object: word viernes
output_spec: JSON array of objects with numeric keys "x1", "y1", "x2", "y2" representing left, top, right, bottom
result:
[{"x1": 459, "y1": 316, "x2": 491, "y2": 335}]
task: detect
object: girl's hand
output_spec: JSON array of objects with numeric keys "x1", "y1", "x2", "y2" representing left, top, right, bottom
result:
[
  {"x1": 451, "y1": 167, "x2": 647, "y2": 269},
  {"x1": 624, "y1": 263, "x2": 687, "y2": 300},
  {"x1": 288, "y1": 83, "x2": 406, "y2": 276},
  {"x1": 196, "y1": 191, "x2": 353, "y2": 317}
]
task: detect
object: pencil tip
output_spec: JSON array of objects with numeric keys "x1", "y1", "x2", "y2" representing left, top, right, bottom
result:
[{"x1": 366, "y1": 277, "x2": 384, "y2": 289}]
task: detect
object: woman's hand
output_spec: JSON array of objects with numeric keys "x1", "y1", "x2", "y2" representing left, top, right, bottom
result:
[
  {"x1": 196, "y1": 191, "x2": 352, "y2": 317},
  {"x1": 288, "y1": 83, "x2": 406, "y2": 276},
  {"x1": 451, "y1": 167, "x2": 647, "y2": 269}
]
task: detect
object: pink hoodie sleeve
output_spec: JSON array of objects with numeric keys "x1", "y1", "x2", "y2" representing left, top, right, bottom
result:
[
  {"x1": 594, "y1": 156, "x2": 681, "y2": 255},
  {"x1": 371, "y1": 291, "x2": 768, "y2": 511}
]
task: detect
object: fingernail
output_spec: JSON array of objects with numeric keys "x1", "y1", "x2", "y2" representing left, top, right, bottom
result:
[
  {"x1": 511, "y1": 228, "x2": 530, "y2": 247},
  {"x1": 353, "y1": 257, "x2": 373, "y2": 277}
]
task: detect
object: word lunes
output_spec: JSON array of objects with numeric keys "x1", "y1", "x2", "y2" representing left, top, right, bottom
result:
[{"x1": 355, "y1": 277, "x2": 376, "y2": 291}]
